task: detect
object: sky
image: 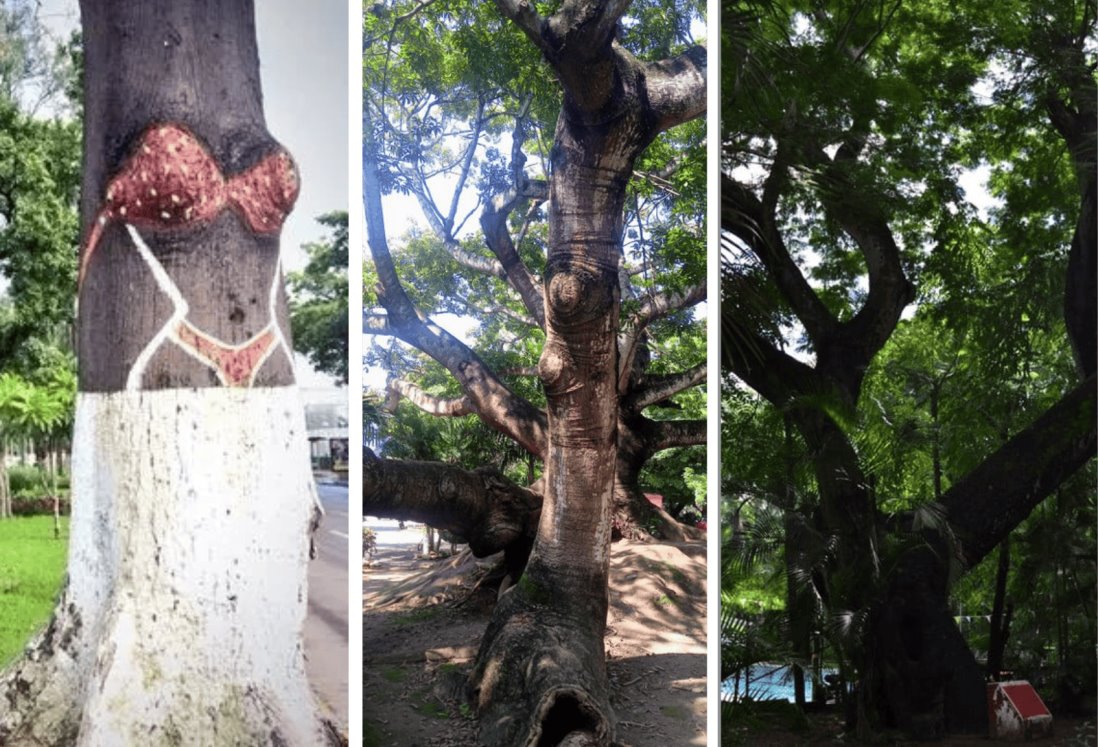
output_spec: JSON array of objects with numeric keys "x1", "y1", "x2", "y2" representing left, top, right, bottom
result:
[{"x1": 37, "y1": 0, "x2": 349, "y2": 388}]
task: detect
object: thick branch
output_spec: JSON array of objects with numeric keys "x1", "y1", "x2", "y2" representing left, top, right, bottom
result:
[
  {"x1": 650, "y1": 418, "x2": 707, "y2": 451},
  {"x1": 493, "y1": 0, "x2": 550, "y2": 56},
  {"x1": 635, "y1": 279, "x2": 707, "y2": 328},
  {"x1": 1064, "y1": 177, "x2": 1097, "y2": 378},
  {"x1": 481, "y1": 188, "x2": 546, "y2": 327},
  {"x1": 641, "y1": 46, "x2": 707, "y2": 133},
  {"x1": 722, "y1": 173, "x2": 835, "y2": 344},
  {"x1": 1046, "y1": 90, "x2": 1097, "y2": 379},
  {"x1": 365, "y1": 115, "x2": 548, "y2": 456},
  {"x1": 628, "y1": 363, "x2": 706, "y2": 410},
  {"x1": 721, "y1": 294, "x2": 819, "y2": 408},
  {"x1": 546, "y1": 0, "x2": 632, "y2": 64},
  {"x1": 384, "y1": 379, "x2": 472, "y2": 416},
  {"x1": 497, "y1": 0, "x2": 630, "y2": 113},
  {"x1": 943, "y1": 376, "x2": 1097, "y2": 570},
  {"x1": 619, "y1": 279, "x2": 706, "y2": 388},
  {"x1": 800, "y1": 142, "x2": 915, "y2": 397},
  {"x1": 363, "y1": 451, "x2": 541, "y2": 557}
]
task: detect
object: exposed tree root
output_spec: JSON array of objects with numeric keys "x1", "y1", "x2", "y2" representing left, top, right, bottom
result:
[
  {"x1": 469, "y1": 587, "x2": 614, "y2": 747},
  {"x1": 0, "y1": 590, "x2": 83, "y2": 746}
]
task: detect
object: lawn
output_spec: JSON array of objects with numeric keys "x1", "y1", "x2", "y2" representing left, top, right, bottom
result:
[{"x1": 0, "y1": 515, "x2": 68, "y2": 667}]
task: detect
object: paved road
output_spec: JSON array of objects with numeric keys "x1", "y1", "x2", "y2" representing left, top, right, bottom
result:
[
  {"x1": 305, "y1": 478, "x2": 348, "y2": 729},
  {"x1": 366, "y1": 516, "x2": 427, "y2": 548}
]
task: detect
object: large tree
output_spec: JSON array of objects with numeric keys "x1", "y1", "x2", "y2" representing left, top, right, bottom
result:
[
  {"x1": 289, "y1": 211, "x2": 349, "y2": 384},
  {"x1": 364, "y1": 0, "x2": 708, "y2": 543},
  {"x1": 721, "y1": 0, "x2": 1095, "y2": 736},
  {"x1": 0, "y1": 0, "x2": 81, "y2": 373},
  {"x1": 0, "y1": 2, "x2": 339, "y2": 743},
  {"x1": 364, "y1": 0, "x2": 706, "y2": 742}
]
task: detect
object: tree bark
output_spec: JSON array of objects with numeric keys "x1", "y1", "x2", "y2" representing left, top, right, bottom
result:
[
  {"x1": 942, "y1": 376, "x2": 1096, "y2": 570},
  {"x1": 986, "y1": 537, "x2": 1011, "y2": 680},
  {"x1": 865, "y1": 543, "x2": 987, "y2": 739},
  {"x1": 465, "y1": 4, "x2": 705, "y2": 744},
  {"x1": 864, "y1": 379, "x2": 1095, "y2": 737},
  {"x1": 362, "y1": 449, "x2": 540, "y2": 559},
  {"x1": 0, "y1": 2, "x2": 338, "y2": 743},
  {"x1": 613, "y1": 411, "x2": 704, "y2": 542},
  {"x1": 0, "y1": 444, "x2": 9, "y2": 519}
]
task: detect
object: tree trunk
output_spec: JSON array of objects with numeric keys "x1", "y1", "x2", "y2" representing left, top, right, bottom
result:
[
  {"x1": 782, "y1": 418, "x2": 809, "y2": 709},
  {"x1": 0, "y1": 2, "x2": 337, "y2": 743},
  {"x1": 465, "y1": 8, "x2": 705, "y2": 740},
  {"x1": 986, "y1": 536, "x2": 1011, "y2": 680},
  {"x1": 865, "y1": 544, "x2": 987, "y2": 739},
  {"x1": 867, "y1": 376, "x2": 1095, "y2": 738},
  {"x1": 0, "y1": 442, "x2": 9, "y2": 519},
  {"x1": 468, "y1": 101, "x2": 633, "y2": 747},
  {"x1": 363, "y1": 2, "x2": 704, "y2": 741}
]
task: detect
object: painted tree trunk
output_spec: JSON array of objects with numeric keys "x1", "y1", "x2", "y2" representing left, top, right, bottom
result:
[{"x1": 0, "y1": 2, "x2": 336, "y2": 743}]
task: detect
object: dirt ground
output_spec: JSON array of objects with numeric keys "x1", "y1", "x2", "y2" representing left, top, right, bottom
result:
[
  {"x1": 721, "y1": 702, "x2": 1097, "y2": 746},
  {"x1": 362, "y1": 538, "x2": 707, "y2": 746}
]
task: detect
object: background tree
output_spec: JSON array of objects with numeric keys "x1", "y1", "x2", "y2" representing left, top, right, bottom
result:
[
  {"x1": 0, "y1": 2, "x2": 80, "y2": 522},
  {"x1": 0, "y1": 0, "x2": 80, "y2": 375},
  {"x1": 721, "y1": 0, "x2": 1095, "y2": 736},
  {"x1": 0, "y1": 1, "x2": 340, "y2": 742},
  {"x1": 364, "y1": 0, "x2": 706, "y2": 741},
  {"x1": 0, "y1": 368, "x2": 74, "y2": 533},
  {"x1": 289, "y1": 211, "x2": 349, "y2": 384}
]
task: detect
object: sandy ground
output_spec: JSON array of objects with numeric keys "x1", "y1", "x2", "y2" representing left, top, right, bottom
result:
[{"x1": 362, "y1": 532, "x2": 706, "y2": 747}]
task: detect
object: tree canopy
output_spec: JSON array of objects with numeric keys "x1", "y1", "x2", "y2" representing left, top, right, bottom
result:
[
  {"x1": 364, "y1": 0, "x2": 709, "y2": 535},
  {"x1": 289, "y1": 211, "x2": 349, "y2": 384},
  {"x1": 0, "y1": 2, "x2": 79, "y2": 373},
  {"x1": 720, "y1": 0, "x2": 1095, "y2": 737}
]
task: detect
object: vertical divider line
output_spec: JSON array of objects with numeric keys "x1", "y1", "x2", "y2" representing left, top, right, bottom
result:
[
  {"x1": 346, "y1": 0, "x2": 366, "y2": 742},
  {"x1": 705, "y1": 0, "x2": 723, "y2": 739}
]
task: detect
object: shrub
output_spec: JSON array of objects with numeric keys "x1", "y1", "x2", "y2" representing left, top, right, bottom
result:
[
  {"x1": 7, "y1": 465, "x2": 45, "y2": 495},
  {"x1": 11, "y1": 495, "x2": 70, "y2": 516},
  {"x1": 5, "y1": 464, "x2": 70, "y2": 499}
]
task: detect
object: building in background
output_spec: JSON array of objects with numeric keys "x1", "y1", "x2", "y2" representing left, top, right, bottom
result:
[{"x1": 301, "y1": 387, "x2": 348, "y2": 474}]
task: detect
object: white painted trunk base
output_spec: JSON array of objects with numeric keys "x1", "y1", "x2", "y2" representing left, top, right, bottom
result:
[{"x1": 51, "y1": 387, "x2": 325, "y2": 745}]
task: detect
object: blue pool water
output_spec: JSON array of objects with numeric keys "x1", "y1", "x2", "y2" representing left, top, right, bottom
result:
[{"x1": 721, "y1": 664, "x2": 835, "y2": 702}]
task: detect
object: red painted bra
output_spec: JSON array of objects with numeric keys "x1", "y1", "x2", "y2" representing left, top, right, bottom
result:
[{"x1": 79, "y1": 124, "x2": 299, "y2": 286}]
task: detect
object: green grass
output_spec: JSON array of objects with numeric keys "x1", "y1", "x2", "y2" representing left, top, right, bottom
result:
[
  {"x1": 412, "y1": 694, "x2": 449, "y2": 720},
  {"x1": 362, "y1": 719, "x2": 383, "y2": 747},
  {"x1": 721, "y1": 700, "x2": 810, "y2": 745},
  {"x1": 381, "y1": 666, "x2": 407, "y2": 683},
  {"x1": 660, "y1": 704, "x2": 688, "y2": 720},
  {"x1": 0, "y1": 515, "x2": 69, "y2": 667},
  {"x1": 390, "y1": 606, "x2": 441, "y2": 627}
]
